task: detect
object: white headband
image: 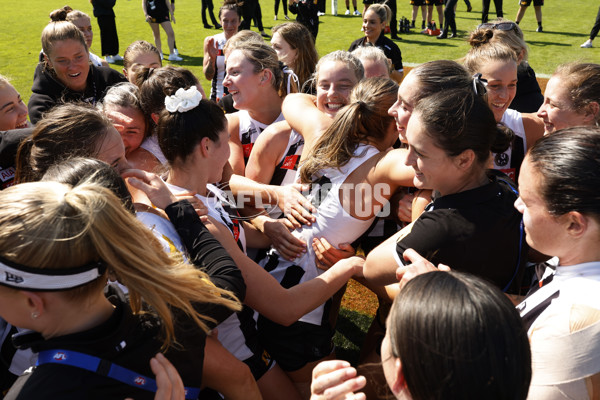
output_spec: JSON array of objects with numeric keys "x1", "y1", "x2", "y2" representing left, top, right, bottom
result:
[{"x1": 0, "y1": 255, "x2": 106, "y2": 291}]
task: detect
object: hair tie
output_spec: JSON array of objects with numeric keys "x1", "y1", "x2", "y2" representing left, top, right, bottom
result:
[
  {"x1": 164, "y1": 86, "x2": 203, "y2": 113},
  {"x1": 282, "y1": 65, "x2": 299, "y2": 95},
  {"x1": 472, "y1": 73, "x2": 488, "y2": 97}
]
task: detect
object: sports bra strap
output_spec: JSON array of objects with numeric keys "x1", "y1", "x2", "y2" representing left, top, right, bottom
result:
[{"x1": 37, "y1": 349, "x2": 201, "y2": 399}]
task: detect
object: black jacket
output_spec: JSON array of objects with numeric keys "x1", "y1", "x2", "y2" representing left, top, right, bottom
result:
[
  {"x1": 0, "y1": 128, "x2": 31, "y2": 189},
  {"x1": 28, "y1": 63, "x2": 126, "y2": 124}
]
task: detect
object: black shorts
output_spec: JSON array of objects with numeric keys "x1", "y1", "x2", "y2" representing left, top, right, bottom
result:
[
  {"x1": 519, "y1": 0, "x2": 543, "y2": 6},
  {"x1": 410, "y1": 0, "x2": 425, "y2": 5},
  {"x1": 425, "y1": 0, "x2": 443, "y2": 5},
  {"x1": 244, "y1": 348, "x2": 275, "y2": 380},
  {"x1": 257, "y1": 317, "x2": 334, "y2": 371}
]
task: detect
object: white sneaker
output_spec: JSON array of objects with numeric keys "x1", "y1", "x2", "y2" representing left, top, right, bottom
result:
[
  {"x1": 353, "y1": 10, "x2": 361, "y2": 15},
  {"x1": 168, "y1": 53, "x2": 183, "y2": 61},
  {"x1": 581, "y1": 39, "x2": 593, "y2": 48},
  {"x1": 111, "y1": 54, "x2": 123, "y2": 61},
  {"x1": 317, "y1": 11, "x2": 325, "y2": 16},
  {"x1": 105, "y1": 55, "x2": 115, "y2": 64},
  {"x1": 173, "y1": 48, "x2": 179, "y2": 56},
  {"x1": 274, "y1": 15, "x2": 277, "y2": 20},
  {"x1": 345, "y1": 9, "x2": 350, "y2": 15}
]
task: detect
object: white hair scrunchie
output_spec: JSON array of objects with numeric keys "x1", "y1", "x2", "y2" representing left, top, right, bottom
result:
[{"x1": 164, "y1": 86, "x2": 203, "y2": 113}]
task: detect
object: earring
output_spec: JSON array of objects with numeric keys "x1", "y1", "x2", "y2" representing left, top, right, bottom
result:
[{"x1": 31, "y1": 312, "x2": 39, "y2": 319}]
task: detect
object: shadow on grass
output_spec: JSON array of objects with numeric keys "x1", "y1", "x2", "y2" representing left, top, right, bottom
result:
[
  {"x1": 333, "y1": 307, "x2": 374, "y2": 366},
  {"x1": 526, "y1": 40, "x2": 571, "y2": 47},
  {"x1": 523, "y1": 30, "x2": 588, "y2": 38}
]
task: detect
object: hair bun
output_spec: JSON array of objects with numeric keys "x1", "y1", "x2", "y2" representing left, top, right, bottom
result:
[
  {"x1": 49, "y1": 6, "x2": 72, "y2": 21},
  {"x1": 468, "y1": 29, "x2": 494, "y2": 48}
]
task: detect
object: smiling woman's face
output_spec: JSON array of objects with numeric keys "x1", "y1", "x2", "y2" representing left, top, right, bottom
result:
[{"x1": 46, "y1": 39, "x2": 90, "y2": 92}]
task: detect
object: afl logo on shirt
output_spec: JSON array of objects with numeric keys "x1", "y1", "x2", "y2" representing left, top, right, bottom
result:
[{"x1": 53, "y1": 352, "x2": 67, "y2": 361}]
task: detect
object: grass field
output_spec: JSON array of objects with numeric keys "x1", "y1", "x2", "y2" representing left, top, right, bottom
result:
[{"x1": 1, "y1": 0, "x2": 598, "y2": 104}]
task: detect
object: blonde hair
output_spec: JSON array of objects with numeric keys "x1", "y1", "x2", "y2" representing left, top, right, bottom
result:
[
  {"x1": 0, "y1": 181, "x2": 241, "y2": 346},
  {"x1": 367, "y1": 3, "x2": 392, "y2": 24},
  {"x1": 300, "y1": 77, "x2": 397, "y2": 182},
  {"x1": 223, "y1": 30, "x2": 264, "y2": 54},
  {"x1": 463, "y1": 34, "x2": 517, "y2": 75},
  {"x1": 475, "y1": 18, "x2": 528, "y2": 62},
  {"x1": 312, "y1": 50, "x2": 364, "y2": 90}
]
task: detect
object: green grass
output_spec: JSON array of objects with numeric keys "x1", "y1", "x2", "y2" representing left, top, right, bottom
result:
[{"x1": 1, "y1": 0, "x2": 598, "y2": 106}]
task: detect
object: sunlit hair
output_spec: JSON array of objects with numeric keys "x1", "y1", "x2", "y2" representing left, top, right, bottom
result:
[
  {"x1": 15, "y1": 103, "x2": 113, "y2": 183},
  {"x1": 414, "y1": 87, "x2": 513, "y2": 165},
  {"x1": 225, "y1": 41, "x2": 292, "y2": 97},
  {"x1": 351, "y1": 46, "x2": 391, "y2": 77},
  {"x1": 552, "y1": 63, "x2": 600, "y2": 124},
  {"x1": 123, "y1": 40, "x2": 162, "y2": 72},
  {"x1": 223, "y1": 30, "x2": 264, "y2": 55},
  {"x1": 478, "y1": 18, "x2": 529, "y2": 62},
  {"x1": 300, "y1": 77, "x2": 397, "y2": 182},
  {"x1": 311, "y1": 50, "x2": 364, "y2": 91},
  {"x1": 367, "y1": 3, "x2": 391, "y2": 24},
  {"x1": 463, "y1": 32, "x2": 518, "y2": 74},
  {"x1": 0, "y1": 181, "x2": 240, "y2": 347},
  {"x1": 526, "y1": 126, "x2": 600, "y2": 219},
  {"x1": 272, "y1": 22, "x2": 319, "y2": 88},
  {"x1": 41, "y1": 20, "x2": 88, "y2": 61},
  {"x1": 158, "y1": 99, "x2": 227, "y2": 166},
  {"x1": 389, "y1": 271, "x2": 531, "y2": 400}
]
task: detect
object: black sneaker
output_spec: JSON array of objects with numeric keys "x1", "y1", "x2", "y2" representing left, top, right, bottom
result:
[{"x1": 536, "y1": 25, "x2": 543, "y2": 32}]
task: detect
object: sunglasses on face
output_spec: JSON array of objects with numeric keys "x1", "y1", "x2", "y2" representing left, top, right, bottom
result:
[{"x1": 477, "y1": 21, "x2": 518, "y2": 31}]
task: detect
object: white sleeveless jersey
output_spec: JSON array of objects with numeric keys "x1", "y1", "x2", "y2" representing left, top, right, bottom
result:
[{"x1": 259, "y1": 144, "x2": 381, "y2": 326}]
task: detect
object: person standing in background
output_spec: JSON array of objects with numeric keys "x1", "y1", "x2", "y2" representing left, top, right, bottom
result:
[
  {"x1": 90, "y1": 0, "x2": 122, "y2": 63},
  {"x1": 482, "y1": 0, "x2": 503, "y2": 23},
  {"x1": 581, "y1": 5, "x2": 600, "y2": 48},
  {"x1": 515, "y1": 0, "x2": 543, "y2": 32}
]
